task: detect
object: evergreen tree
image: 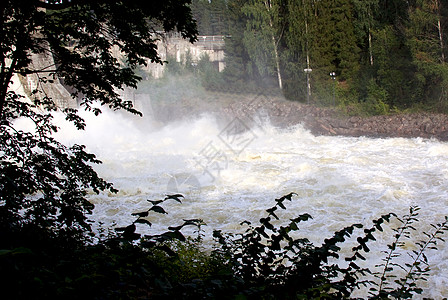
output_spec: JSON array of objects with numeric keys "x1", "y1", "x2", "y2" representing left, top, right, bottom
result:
[
  {"x1": 353, "y1": 0, "x2": 379, "y2": 66},
  {"x1": 312, "y1": 0, "x2": 360, "y2": 80},
  {"x1": 242, "y1": 0, "x2": 286, "y2": 89},
  {"x1": 223, "y1": 0, "x2": 259, "y2": 89},
  {"x1": 191, "y1": 0, "x2": 213, "y2": 35},
  {"x1": 283, "y1": 0, "x2": 317, "y2": 101},
  {"x1": 377, "y1": 0, "x2": 410, "y2": 26},
  {"x1": 371, "y1": 25, "x2": 420, "y2": 108},
  {"x1": 333, "y1": 0, "x2": 360, "y2": 80},
  {"x1": 353, "y1": 0, "x2": 420, "y2": 110},
  {"x1": 191, "y1": 0, "x2": 230, "y2": 35},
  {"x1": 192, "y1": 0, "x2": 448, "y2": 112},
  {"x1": 210, "y1": 0, "x2": 230, "y2": 35},
  {"x1": 406, "y1": 0, "x2": 448, "y2": 108},
  {"x1": 311, "y1": 0, "x2": 334, "y2": 78}
]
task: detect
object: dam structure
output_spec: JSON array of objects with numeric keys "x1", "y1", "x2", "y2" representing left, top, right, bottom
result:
[
  {"x1": 18, "y1": 34, "x2": 227, "y2": 109},
  {"x1": 18, "y1": 46, "x2": 78, "y2": 109},
  {"x1": 144, "y1": 32, "x2": 227, "y2": 79}
]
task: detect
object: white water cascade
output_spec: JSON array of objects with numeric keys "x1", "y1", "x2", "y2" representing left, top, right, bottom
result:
[{"x1": 44, "y1": 107, "x2": 448, "y2": 298}]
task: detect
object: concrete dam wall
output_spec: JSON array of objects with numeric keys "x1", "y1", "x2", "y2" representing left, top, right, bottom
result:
[
  {"x1": 18, "y1": 34, "x2": 226, "y2": 109},
  {"x1": 140, "y1": 33, "x2": 226, "y2": 79}
]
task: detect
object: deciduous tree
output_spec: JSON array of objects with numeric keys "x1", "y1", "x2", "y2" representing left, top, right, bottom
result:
[
  {"x1": 242, "y1": 0, "x2": 286, "y2": 89},
  {"x1": 0, "y1": 0, "x2": 197, "y2": 244}
]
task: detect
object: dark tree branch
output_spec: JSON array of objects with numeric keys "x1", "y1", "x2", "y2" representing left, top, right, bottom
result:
[{"x1": 35, "y1": 0, "x2": 91, "y2": 10}]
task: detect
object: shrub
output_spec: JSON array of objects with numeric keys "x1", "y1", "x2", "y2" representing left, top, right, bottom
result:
[
  {"x1": 1, "y1": 189, "x2": 446, "y2": 299},
  {"x1": 110, "y1": 192, "x2": 448, "y2": 299},
  {"x1": 211, "y1": 194, "x2": 447, "y2": 299}
]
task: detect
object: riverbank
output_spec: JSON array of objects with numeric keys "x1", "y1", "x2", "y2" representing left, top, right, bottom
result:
[
  {"x1": 218, "y1": 93, "x2": 448, "y2": 141},
  {"x1": 148, "y1": 91, "x2": 448, "y2": 141},
  {"x1": 303, "y1": 111, "x2": 448, "y2": 141}
]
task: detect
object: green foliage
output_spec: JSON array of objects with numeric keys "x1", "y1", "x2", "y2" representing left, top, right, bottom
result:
[
  {"x1": 221, "y1": 0, "x2": 266, "y2": 91},
  {"x1": 164, "y1": 54, "x2": 189, "y2": 76},
  {"x1": 364, "y1": 80, "x2": 390, "y2": 115},
  {"x1": 99, "y1": 194, "x2": 235, "y2": 299},
  {"x1": 1, "y1": 192, "x2": 447, "y2": 299},
  {"x1": 191, "y1": 0, "x2": 230, "y2": 35},
  {"x1": 213, "y1": 193, "x2": 386, "y2": 298},
  {"x1": 0, "y1": 1, "x2": 198, "y2": 298},
  {"x1": 404, "y1": 0, "x2": 448, "y2": 111},
  {"x1": 241, "y1": 0, "x2": 285, "y2": 89},
  {"x1": 0, "y1": 92, "x2": 115, "y2": 245},
  {"x1": 0, "y1": 0, "x2": 198, "y2": 246},
  {"x1": 370, "y1": 26, "x2": 420, "y2": 109},
  {"x1": 212, "y1": 195, "x2": 447, "y2": 299},
  {"x1": 214, "y1": 0, "x2": 448, "y2": 112},
  {"x1": 344, "y1": 78, "x2": 391, "y2": 116},
  {"x1": 2, "y1": 1, "x2": 448, "y2": 299},
  {"x1": 1, "y1": 0, "x2": 197, "y2": 119},
  {"x1": 312, "y1": 0, "x2": 360, "y2": 81},
  {"x1": 370, "y1": 206, "x2": 448, "y2": 299},
  {"x1": 197, "y1": 54, "x2": 227, "y2": 90}
]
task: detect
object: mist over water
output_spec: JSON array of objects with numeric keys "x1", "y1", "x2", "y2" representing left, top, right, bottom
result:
[{"x1": 47, "y1": 100, "x2": 448, "y2": 298}]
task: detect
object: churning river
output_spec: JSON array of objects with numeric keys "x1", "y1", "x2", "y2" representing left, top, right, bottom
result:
[{"x1": 50, "y1": 108, "x2": 448, "y2": 298}]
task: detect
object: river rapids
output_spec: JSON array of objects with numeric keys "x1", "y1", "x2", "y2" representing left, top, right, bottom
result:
[{"x1": 40, "y1": 107, "x2": 448, "y2": 298}]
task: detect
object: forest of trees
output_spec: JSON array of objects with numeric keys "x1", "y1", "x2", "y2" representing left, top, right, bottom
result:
[
  {"x1": 2, "y1": 1, "x2": 448, "y2": 298},
  {"x1": 190, "y1": 0, "x2": 448, "y2": 114}
]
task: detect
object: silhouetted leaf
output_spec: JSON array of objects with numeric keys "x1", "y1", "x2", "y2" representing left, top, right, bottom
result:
[
  {"x1": 266, "y1": 207, "x2": 278, "y2": 219},
  {"x1": 276, "y1": 201, "x2": 286, "y2": 209},
  {"x1": 123, "y1": 232, "x2": 141, "y2": 241},
  {"x1": 161, "y1": 230, "x2": 185, "y2": 242},
  {"x1": 135, "y1": 219, "x2": 152, "y2": 226},
  {"x1": 165, "y1": 194, "x2": 184, "y2": 203},
  {"x1": 147, "y1": 199, "x2": 163, "y2": 205},
  {"x1": 168, "y1": 225, "x2": 184, "y2": 231},
  {"x1": 157, "y1": 245, "x2": 177, "y2": 257},
  {"x1": 286, "y1": 192, "x2": 297, "y2": 199},
  {"x1": 131, "y1": 211, "x2": 149, "y2": 217},
  {"x1": 183, "y1": 219, "x2": 206, "y2": 226},
  {"x1": 255, "y1": 226, "x2": 269, "y2": 239},
  {"x1": 150, "y1": 205, "x2": 167, "y2": 214},
  {"x1": 123, "y1": 224, "x2": 136, "y2": 234}
]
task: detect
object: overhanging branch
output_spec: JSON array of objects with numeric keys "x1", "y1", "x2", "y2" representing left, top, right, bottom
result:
[{"x1": 36, "y1": 0, "x2": 91, "y2": 10}]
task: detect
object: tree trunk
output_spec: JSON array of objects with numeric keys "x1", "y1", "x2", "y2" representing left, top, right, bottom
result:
[
  {"x1": 368, "y1": 8, "x2": 374, "y2": 66},
  {"x1": 265, "y1": 0, "x2": 283, "y2": 90},
  {"x1": 305, "y1": 9, "x2": 311, "y2": 103},
  {"x1": 272, "y1": 32, "x2": 283, "y2": 89},
  {"x1": 437, "y1": 18, "x2": 445, "y2": 63},
  {"x1": 431, "y1": 0, "x2": 445, "y2": 63},
  {"x1": 0, "y1": 58, "x2": 17, "y2": 120}
]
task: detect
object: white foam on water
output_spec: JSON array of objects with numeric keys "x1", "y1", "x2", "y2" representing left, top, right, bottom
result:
[{"x1": 31, "y1": 109, "x2": 448, "y2": 298}]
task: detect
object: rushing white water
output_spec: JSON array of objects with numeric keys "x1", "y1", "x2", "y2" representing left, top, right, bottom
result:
[{"x1": 48, "y1": 108, "x2": 448, "y2": 298}]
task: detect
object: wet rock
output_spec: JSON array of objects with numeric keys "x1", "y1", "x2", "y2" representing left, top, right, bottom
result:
[{"x1": 148, "y1": 91, "x2": 448, "y2": 141}]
